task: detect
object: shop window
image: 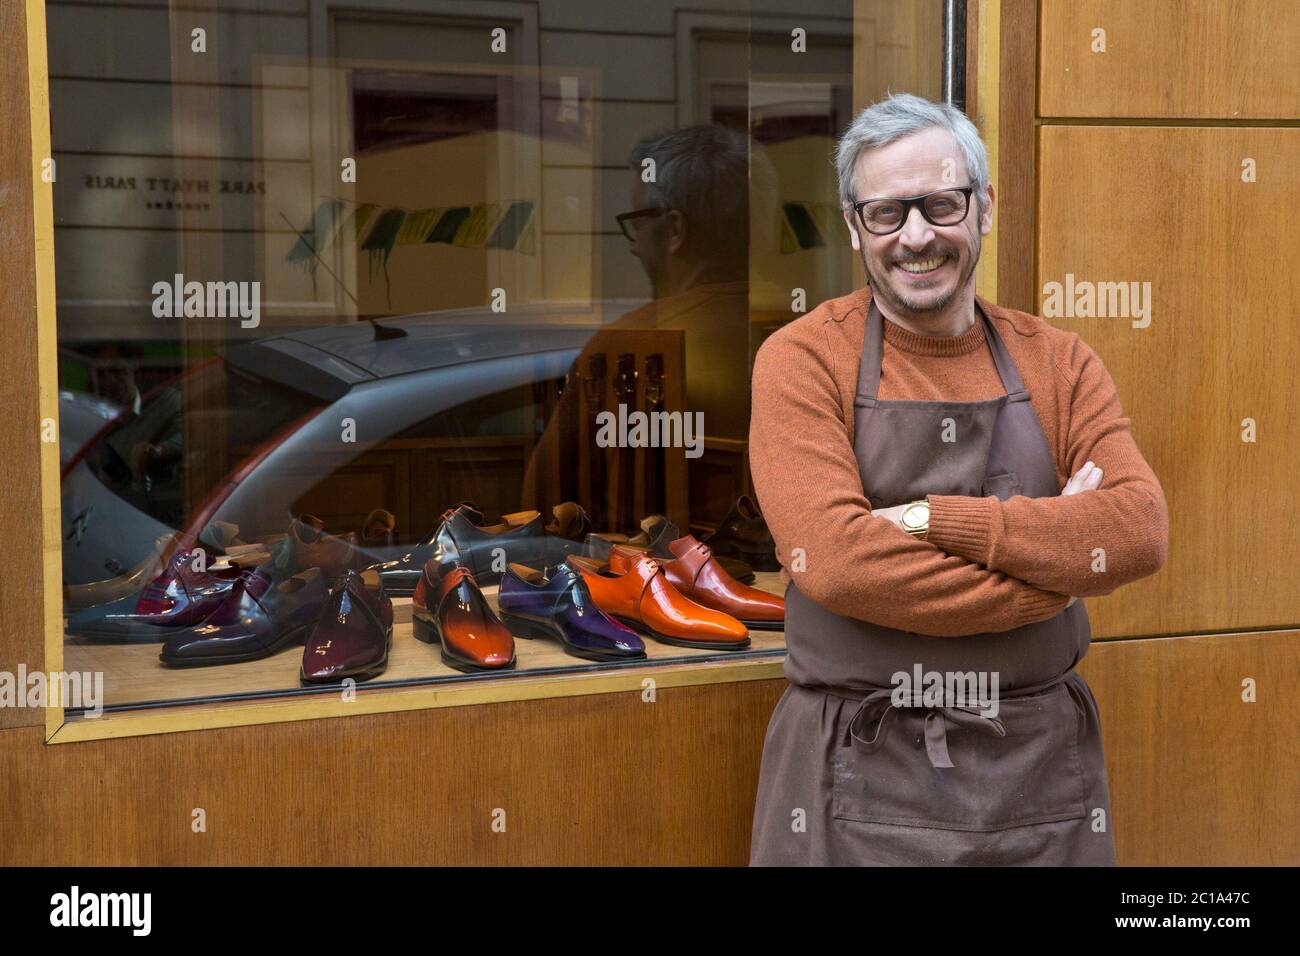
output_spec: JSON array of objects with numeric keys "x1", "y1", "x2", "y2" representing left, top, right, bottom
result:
[{"x1": 43, "y1": 0, "x2": 941, "y2": 731}]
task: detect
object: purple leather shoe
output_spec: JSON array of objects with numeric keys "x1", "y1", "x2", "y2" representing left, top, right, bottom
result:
[
  {"x1": 160, "y1": 567, "x2": 325, "y2": 667},
  {"x1": 301, "y1": 569, "x2": 394, "y2": 684},
  {"x1": 497, "y1": 561, "x2": 646, "y2": 662}
]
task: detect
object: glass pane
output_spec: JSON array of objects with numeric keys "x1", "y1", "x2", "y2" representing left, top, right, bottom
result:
[{"x1": 50, "y1": 0, "x2": 944, "y2": 715}]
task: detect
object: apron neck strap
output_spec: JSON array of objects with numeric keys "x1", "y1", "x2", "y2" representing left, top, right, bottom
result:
[{"x1": 858, "y1": 295, "x2": 1029, "y2": 402}]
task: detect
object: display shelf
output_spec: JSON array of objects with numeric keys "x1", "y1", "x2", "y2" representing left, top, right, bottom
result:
[{"x1": 51, "y1": 572, "x2": 789, "y2": 743}]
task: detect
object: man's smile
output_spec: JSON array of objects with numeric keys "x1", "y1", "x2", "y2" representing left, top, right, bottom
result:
[{"x1": 893, "y1": 254, "x2": 952, "y2": 277}]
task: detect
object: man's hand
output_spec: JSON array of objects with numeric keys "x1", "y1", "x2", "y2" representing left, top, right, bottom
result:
[
  {"x1": 1062, "y1": 459, "x2": 1104, "y2": 495},
  {"x1": 875, "y1": 461, "x2": 1104, "y2": 607},
  {"x1": 872, "y1": 501, "x2": 914, "y2": 530}
]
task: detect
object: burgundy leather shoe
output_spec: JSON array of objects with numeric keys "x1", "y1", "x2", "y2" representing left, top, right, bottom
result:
[
  {"x1": 132, "y1": 544, "x2": 244, "y2": 625},
  {"x1": 301, "y1": 569, "x2": 393, "y2": 684}
]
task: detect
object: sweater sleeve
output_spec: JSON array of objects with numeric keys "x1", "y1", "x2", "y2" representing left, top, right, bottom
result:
[
  {"x1": 749, "y1": 323, "x2": 1071, "y2": 637},
  {"x1": 924, "y1": 335, "x2": 1169, "y2": 596}
]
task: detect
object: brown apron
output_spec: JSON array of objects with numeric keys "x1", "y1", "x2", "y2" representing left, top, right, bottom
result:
[{"x1": 750, "y1": 299, "x2": 1116, "y2": 866}]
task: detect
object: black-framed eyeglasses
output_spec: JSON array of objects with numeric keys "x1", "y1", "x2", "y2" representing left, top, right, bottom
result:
[
  {"x1": 616, "y1": 207, "x2": 667, "y2": 241},
  {"x1": 851, "y1": 185, "x2": 975, "y2": 235}
]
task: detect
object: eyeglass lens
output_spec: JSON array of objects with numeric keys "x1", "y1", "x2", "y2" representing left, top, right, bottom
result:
[{"x1": 861, "y1": 190, "x2": 968, "y2": 232}]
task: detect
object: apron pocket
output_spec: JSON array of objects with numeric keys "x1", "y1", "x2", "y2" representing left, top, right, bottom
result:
[
  {"x1": 831, "y1": 684, "x2": 1088, "y2": 832},
  {"x1": 982, "y1": 472, "x2": 1023, "y2": 500}
]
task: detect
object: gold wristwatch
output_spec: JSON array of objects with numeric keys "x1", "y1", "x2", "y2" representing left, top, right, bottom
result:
[{"x1": 900, "y1": 499, "x2": 930, "y2": 539}]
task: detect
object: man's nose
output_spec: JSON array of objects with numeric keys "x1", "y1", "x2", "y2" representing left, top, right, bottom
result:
[{"x1": 897, "y1": 205, "x2": 936, "y2": 250}]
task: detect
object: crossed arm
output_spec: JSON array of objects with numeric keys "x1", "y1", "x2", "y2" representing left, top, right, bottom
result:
[
  {"x1": 919, "y1": 339, "x2": 1169, "y2": 597},
  {"x1": 748, "y1": 326, "x2": 1168, "y2": 637}
]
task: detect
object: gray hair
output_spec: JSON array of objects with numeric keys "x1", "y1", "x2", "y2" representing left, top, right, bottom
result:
[
  {"x1": 628, "y1": 124, "x2": 770, "y2": 259},
  {"x1": 835, "y1": 92, "x2": 989, "y2": 215}
]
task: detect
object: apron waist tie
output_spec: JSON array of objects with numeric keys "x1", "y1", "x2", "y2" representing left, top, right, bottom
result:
[{"x1": 834, "y1": 668, "x2": 1080, "y2": 770}]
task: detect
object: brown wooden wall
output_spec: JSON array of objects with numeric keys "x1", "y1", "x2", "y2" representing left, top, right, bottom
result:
[
  {"x1": 1031, "y1": 0, "x2": 1300, "y2": 863},
  {"x1": 2, "y1": 632, "x2": 1293, "y2": 866}
]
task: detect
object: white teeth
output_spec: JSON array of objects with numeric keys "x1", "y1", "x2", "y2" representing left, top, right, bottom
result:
[{"x1": 897, "y1": 257, "x2": 945, "y2": 273}]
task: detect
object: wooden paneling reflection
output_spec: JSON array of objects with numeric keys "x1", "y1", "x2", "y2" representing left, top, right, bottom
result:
[
  {"x1": 1040, "y1": 125, "x2": 1300, "y2": 637},
  {"x1": 1040, "y1": 0, "x2": 1300, "y2": 119}
]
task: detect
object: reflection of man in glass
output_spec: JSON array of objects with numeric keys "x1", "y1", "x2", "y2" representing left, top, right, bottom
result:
[
  {"x1": 99, "y1": 359, "x2": 184, "y2": 518},
  {"x1": 522, "y1": 125, "x2": 781, "y2": 529}
]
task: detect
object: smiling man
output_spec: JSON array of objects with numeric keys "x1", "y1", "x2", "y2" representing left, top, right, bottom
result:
[{"x1": 747, "y1": 93, "x2": 1169, "y2": 865}]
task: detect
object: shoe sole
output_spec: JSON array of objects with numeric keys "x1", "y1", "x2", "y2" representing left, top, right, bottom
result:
[
  {"x1": 498, "y1": 610, "x2": 646, "y2": 663},
  {"x1": 611, "y1": 614, "x2": 750, "y2": 651}
]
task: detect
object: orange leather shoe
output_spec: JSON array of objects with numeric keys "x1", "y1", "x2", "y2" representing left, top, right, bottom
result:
[
  {"x1": 412, "y1": 563, "x2": 516, "y2": 672},
  {"x1": 655, "y1": 535, "x2": 785, "y2": 630},
  {"x1": 566, "y1": 550, "x2": 749, "y2": 650}
]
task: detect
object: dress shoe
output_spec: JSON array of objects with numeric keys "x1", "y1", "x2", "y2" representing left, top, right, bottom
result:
[
  {"x1": 585, "y1": 514, "x2": 756, "y2": 584},
  {"x1": 565, "y1": 551, "x2": 749, "y2": 651},
  {"x1": 360, "y1": 508, "x2": 397, "y2": 549},
  {"x1": 498, "y1": 562, "x2": 645, "y2": 662},
  {"x1": 377, "y1": 503, "x2": 546, "y2": 594},
  {"x1": 411, "y1": 562, "x2": 515, "y2": 672},
  {"x1": 703, "y1": 495, "x2": 780, "y2": 572},
  {"x1": 279, "y1": 514, "x2": 359, "y2": 581},
  {"x1": 654, "y1": 535, "x2": 784, "y2": 630},
  {"x1": 160, "y1": 567, "x2": 326, "y2": 667},
  {"x1": 301, "y1": 569, "x2": 393, "y2": 684},
  {"x1": 65, "y1": 544, "x2": 248, "y2": 641},
  {"x1": 545, "y1": 501, "x2": 595, "y2": 542}
]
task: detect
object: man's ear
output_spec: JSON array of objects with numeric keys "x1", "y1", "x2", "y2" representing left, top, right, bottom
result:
[
  {"x1": 979, "y1": 183, "x2": 996, "y2": 236},
  {"x1": 842, "y1": 207, "x2": 862, "y2": 251},
  {"x1": 666, "y1": 209, "x2": 687, "y2": 255}
]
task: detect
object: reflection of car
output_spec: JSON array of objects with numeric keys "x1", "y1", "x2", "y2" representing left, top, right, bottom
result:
[
  {"x1": 60, "y1": 306, "x2": 629, "y2": 587},
  {"x1": 58, "y1": 389, "x2": 120, "y2": 467}
]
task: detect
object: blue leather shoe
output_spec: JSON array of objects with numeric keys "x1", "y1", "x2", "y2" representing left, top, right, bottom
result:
[{"x1": 497, "y1": 561, "x2": 646, "y2": 662}]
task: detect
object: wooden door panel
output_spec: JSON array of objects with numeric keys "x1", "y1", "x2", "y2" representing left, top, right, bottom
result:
[
  {"x1": 1039, "y1": 125, "x2": 1299, "y2": 637},
  {"x1": 1040, "y1": 0, "x2": 1300, "y2": 119},
  {"x1": 1080, "y1": 630, "x2": 1300, "y2": 865}
]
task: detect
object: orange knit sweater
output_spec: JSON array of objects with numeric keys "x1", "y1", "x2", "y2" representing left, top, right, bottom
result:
[{"x1": 748, "y1": 285, "x2": 1169, "y2": 637}]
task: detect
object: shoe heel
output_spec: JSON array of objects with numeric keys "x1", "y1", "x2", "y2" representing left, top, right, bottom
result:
[
  {"x1": 412, "y1": 612, "x2": 439, "y2": 645},
  {"x1": 499, "y1": 611, "x2": 552, "y2": 641}
]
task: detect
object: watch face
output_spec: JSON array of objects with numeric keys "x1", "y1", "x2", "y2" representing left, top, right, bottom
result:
[{"x1": 903, "y1": 504, "x2": 928, "y2": 530}]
